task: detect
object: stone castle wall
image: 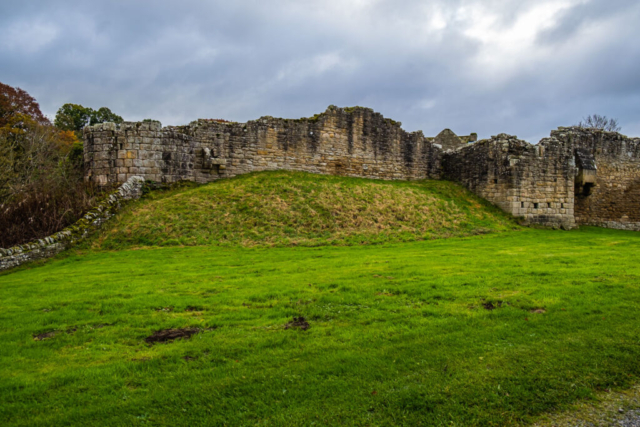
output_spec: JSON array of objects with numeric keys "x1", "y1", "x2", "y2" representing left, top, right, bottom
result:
[
  {"x1": 84, "y1": 106, "x2": 453, "y2": 186},
  {"x1": 442, "y1": 134, "x2": 576, "y2": 229},
  {"x1": 84, "y1": 106, "x2": 640, "y2": 232},
  {"x1": 441, "y1": 127, "x2": 640, "y2": 230},
  {"x1": 552, "y1": 128, "x2": 640, "y2": 230}
]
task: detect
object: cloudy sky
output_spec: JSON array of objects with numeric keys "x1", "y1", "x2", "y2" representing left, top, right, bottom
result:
[{"x1": 1, "y1": 0, "x2": 639, "y2": 142}]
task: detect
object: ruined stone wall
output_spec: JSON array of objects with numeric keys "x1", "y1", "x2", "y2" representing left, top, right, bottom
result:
[
  {"x1": 552, "y1": 128, "x2": 640, "y2": 230},
  {"x1": 0, "y1": 176, "x2": 144, "y2": 271},
  {"x1": 84, "y1": 106, "x2": 442, "y2": 186},
  {"x1": 430, "y1": 129, "x2": 477, "y2": 151},
  {"x1": 83, "y1": 106, "x2": 640, "y2": 232},
  {"x1": 442, "y1": 134, "x2": 576, "y2": 229},
  {"x1": 441, "y1": 127, "x2": 640, "y2": 230}
]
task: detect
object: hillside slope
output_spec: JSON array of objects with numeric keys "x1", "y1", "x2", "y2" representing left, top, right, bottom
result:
[{"x1": 91, "y1": 171, "x2": 518, "y2": 250}]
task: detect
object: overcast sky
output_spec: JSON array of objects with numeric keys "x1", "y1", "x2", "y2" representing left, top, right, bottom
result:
[{"x1": 1, "y1": 0, "x2": 639, "y2": 142}]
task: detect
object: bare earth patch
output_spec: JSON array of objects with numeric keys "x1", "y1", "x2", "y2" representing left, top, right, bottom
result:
[
  {"x1": 483, "y1": 301, "x2": 505, "y2": 310},
  {"x1": 145, "y1": 328, "x2": 200, "y2": 344},
  {"x1": 284, "y1": 317, "x2": 310, "y2": 331},
  {"x1": 33, "y1": 331, "x2": 58, "y2": 341}
]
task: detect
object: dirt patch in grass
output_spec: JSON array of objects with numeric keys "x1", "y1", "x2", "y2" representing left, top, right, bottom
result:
[
  {"x1": 34, "y1": 327, "x2": 79, "y2": 341},
  {"x1": 33, "y1": 331, "x2": 58, "y2": 341},
  {"x1": 376, "y1": 292, "x2": 395, "y2": 297},
  {"x1": 183, "y1": 356, "x2": 196, "y2": 361},
  {"x1": 483, "y1": 301, "x2": 505, "y2": 310},
  {"x1": 531, "y1": 308, "x2": 547, "y2": 314},
  {"x1": 145, "y1": 328, "x2": 200, "y2": 344},
  {"x1": 284, "y1": 317, "x2": 310, "y2": 331},
  {"x1": 185, "y1": 306, "x2": 203, "y2": 312}
]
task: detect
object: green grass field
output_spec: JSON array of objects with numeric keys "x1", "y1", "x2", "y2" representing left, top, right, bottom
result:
[{"x1": 2, "y1": 227, "x2": 640, "y2": 426}]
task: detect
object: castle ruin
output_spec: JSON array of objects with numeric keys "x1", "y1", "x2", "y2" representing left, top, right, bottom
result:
[{"x1": 83, "y1": 105, "x2": 640, "y2": 231}]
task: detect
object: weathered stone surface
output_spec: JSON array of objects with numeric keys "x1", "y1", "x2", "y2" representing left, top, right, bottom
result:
[
  {"x1": 433, "y1": 129, "x2": 474, "y2": 151},
  {"x1": 443, "y1": 127, "x2": 640, "y2": 230},
  {"x1": 553, "y1": 128, "x2": 640, "y2": 230},
  {"x1": 83, "y1": 106, "x2": 444, "y2": 185},
  {"x1": 83, "y1": 106, "x2": 640, "y2": 232},
  {"x1": 442, "y1": 133, "x2": 576, "y2": 229}
]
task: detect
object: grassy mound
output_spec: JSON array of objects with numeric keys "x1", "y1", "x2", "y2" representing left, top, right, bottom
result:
[{"x1": 92, "y1": 171, "x2": 517, "y2": 249}]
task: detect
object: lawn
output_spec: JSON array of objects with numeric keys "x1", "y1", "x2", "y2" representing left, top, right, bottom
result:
[{"x1": 1, "y1": 227, "x2": 639, "y2": 426}]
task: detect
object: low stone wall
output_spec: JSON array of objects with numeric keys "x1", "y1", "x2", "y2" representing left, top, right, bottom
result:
[
  {"x1": 593, "y1": 221, "x2": 640, "y2": 231},
  {"x1": 0, "y1": 176, "x2": 145, "y2": 271}
]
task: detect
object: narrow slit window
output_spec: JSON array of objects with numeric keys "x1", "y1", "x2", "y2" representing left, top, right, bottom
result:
[
  {"x1": 548, "y1": 203, "x2": 551, "y2": 208},
  {"x1": 534, "y1": 203, "x2": 539, "y2": 209},
  {"x1": 521, "y1": 202, "x2": 524, "y2": 208}
]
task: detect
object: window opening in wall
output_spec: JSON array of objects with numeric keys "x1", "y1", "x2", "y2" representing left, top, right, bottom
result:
[
  {"x1": 561, "y1": 203, "x2": 564, "y2": 208},
  {"x1": 534, "y1": 203, "x2": 539, "y2": 209},
  {"x1": 582, "y1": 183, "x2": 594, "y2": 196},
  {"x1": 548, "y1": 203, "x2": 551, "y2": 208},
  {"x1": 493, "y1": 179, "x2": 498, "y2": 184},
  {"x1": 521, "y1": 202, "x2": 524, "y2": 208}
]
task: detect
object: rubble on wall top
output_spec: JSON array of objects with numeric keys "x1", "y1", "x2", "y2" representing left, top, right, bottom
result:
[
  {"x1": 80, "y1": 105, "x2": 477, "y2": 143},
  {"x1": 83, "y1": 105, "x2": 411, "y2": 135},
  {"x1": 84, "y1": 120, "x2": 162, "y2": 133}
]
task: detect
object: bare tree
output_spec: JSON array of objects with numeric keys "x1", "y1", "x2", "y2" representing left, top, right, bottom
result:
[{"x1": 577, "y1": 114, "x2": 621, "y2": 132}]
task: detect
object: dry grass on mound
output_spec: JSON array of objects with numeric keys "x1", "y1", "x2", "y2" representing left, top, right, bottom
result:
[{"x1": 91, "y1": 171, "x2": 518, "y2": 249}]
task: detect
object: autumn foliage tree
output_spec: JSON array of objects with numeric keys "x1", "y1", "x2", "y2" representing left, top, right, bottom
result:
[
  {"x1": 0, "y1": 82, "x2": 49, "y2": 129},
  {"x1": 0, "y1": 82, "x2": 106, "y2": 247}
]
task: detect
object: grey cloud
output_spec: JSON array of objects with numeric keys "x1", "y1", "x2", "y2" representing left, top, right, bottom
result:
[{"x1": 1, "y1": 0, "x2": 639, "y2": 144}]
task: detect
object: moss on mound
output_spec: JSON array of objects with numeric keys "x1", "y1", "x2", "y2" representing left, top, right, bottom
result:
[{"x1": 91, "y1": 171, "x2": 519, "y2": 249}]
